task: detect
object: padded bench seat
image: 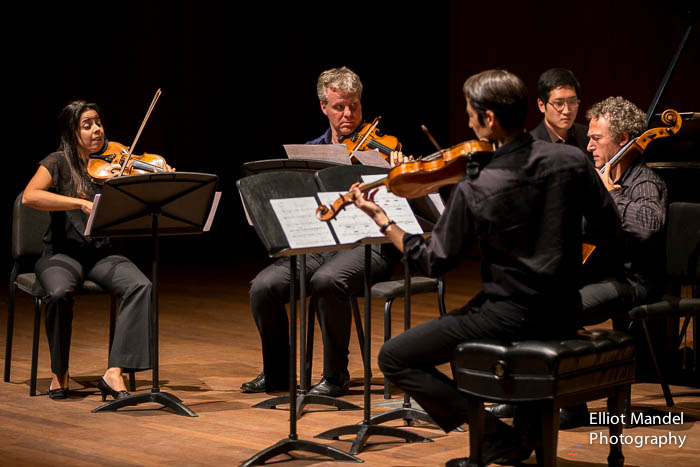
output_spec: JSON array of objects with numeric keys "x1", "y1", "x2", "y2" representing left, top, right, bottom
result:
[{"x1": 453, "y1": 329, "x2": 635, "y2": 466}]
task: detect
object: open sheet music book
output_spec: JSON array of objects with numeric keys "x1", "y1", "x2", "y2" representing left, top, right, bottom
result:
[
  {"x1": 238, "y1": 170, "x2": 429, "y2": 257},
  {"x1": 269, "y1": 175, "x2": 421, "y2": 252}
]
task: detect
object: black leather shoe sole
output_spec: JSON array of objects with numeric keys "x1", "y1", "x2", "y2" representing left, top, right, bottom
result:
[
  {"x1": 485, "y1": 402, "x2": 515, "y2": 418},
  {"x1": 48, "y1": 387, "x2": 69, "y2": 400},
  {"x1": 308, "y1": 378, "x2": 348, "y2": 397}
]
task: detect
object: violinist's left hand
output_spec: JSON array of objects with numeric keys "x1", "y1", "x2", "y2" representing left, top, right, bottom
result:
[
  {"x1": 598, "y1": 162, "x2": 620, "y2": 192},
  {"x1": 389, "y1": 151, "x2": 414, "y2": 168},
  {"x1": 350, "y1": 182, "x2": 387, "y2": 224},
  {"x1": 164, "y1": 163, "x2": 176, "y2": 172}
]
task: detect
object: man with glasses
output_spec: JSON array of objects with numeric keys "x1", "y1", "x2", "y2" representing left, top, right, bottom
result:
[{"x1": 530, "y1": 68, "x2": 591, "y2": 157}]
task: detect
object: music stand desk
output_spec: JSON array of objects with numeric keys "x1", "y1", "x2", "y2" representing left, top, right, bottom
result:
[{"x1": 88, "y1": 172, "x2": 219, "y2": 417}]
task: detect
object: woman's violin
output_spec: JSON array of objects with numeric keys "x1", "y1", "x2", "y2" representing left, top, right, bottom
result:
[
  {"x1": 87, "y1": 89, "x2": 167, "y2": 184},
  {"x1": 339, "y1": 116, "x2": 401, "y2": 160},
  {"x1": 88, "y1": 141, "x2": 167, "y2": 183},
  {"x1": 316, "y1": 139, "x2": 494, "y2": 221}
]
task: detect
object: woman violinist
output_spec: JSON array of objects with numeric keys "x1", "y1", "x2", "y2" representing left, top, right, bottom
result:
[{"x1": 22, "y1": 100, "x2": 174, "y2": 401}]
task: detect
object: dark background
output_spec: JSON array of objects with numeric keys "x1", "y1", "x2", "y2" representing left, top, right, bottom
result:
[{"x1": 4, "y1": 1, "x2": 699, "y2": 274}]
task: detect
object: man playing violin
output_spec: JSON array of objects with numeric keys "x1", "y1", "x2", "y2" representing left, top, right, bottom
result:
[
  {"x1": 243, "y1": 66, "x2": 397, "y2": 396},
  {"x1": 580, "y1": 96, "x2": 667, "y2": 327},
  {"x1": 530, "y1": 68, "x2": 591, "y2": 157},
  {"x1": 307, "y1": 66, "x2": 363, "y2": 145},
  {"x1": 351, "y1": 69, "x2": 620, "y2": 465}
]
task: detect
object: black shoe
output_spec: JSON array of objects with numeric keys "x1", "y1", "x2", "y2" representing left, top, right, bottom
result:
[
  {"x1": 48, "y1": 387, "x2": 69, "y2": 400},
  {"x1": 241, "y1": 373, "x2": 267, "y2": 393},
  {"x1": 485, "y1": 402, "x2": 515, "y2": 418},
  {"x1": 446, "y1": 436, "x2": 533, "y2": 467},
  {"x1": 559, "y1": 403, "x2": 589, "y2": 430},
  {"x1": 308, "y1": 376, "x2": 349, "y2": 397},
  {"x1": 97, "y1": 377, "x2": 130, "y2": 402}
]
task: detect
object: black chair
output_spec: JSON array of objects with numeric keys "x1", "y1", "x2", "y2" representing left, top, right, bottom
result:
[
  {"x1": 454, "y1": 329, "x2": 635, "y2": 467},
  {"x1": 4, "y1": 192, "x2": 134, "y2": 396},
  {"x1": 627, "y1": 201, "x2": 700, "y2": 406}
]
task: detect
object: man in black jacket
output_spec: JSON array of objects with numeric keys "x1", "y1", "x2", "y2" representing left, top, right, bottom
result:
[{"x1": 530, "y1": 68, "x2": 591, "y2": 158}]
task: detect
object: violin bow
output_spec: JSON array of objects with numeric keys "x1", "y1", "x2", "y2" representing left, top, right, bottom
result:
[
  {"x1": 354, "y1": 116, "x2": 382, "y2": 152},
  {"x1": 117, "y1": 88, "x2": 162, "y2": 177},
  {"x1": 421, "y1": 124, "x2": 442, "y2": 152}
]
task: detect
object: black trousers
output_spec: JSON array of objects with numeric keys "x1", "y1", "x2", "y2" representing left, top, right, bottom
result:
[
  {"x1": 35, "y1": 252, "x2": 152, "y2": 376},
  {"x1": 249, "y1": 247, "x2": 392, "y2": 389},
  {"x1": 579, "y1": 277, "x2": 652, "y2": 327},
  {"x1": 378, "y1": 298, "x2": 553, "y2": 433}
]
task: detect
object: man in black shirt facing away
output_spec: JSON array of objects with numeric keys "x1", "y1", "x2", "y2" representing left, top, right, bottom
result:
[
  {"x1": 351, "y1": 69, "x2": 620, "y2": 465},
  {"x1": 530, "y1": 68, "x2": 591, "y2": 157}
]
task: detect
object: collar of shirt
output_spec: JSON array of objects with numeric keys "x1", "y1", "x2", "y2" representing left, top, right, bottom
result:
[
  {"x1": 306, "y1": 127, "x2": 333, "y2": 145},
  {"x1": 544, "y1": 120, "x2": 569, "y2": 143},
  {"x1": 494, "y1": 132, "x2": 534, "y2": 157}
]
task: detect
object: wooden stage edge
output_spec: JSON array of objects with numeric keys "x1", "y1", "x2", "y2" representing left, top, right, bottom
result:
[{"x1": 1, "y1": 258, "x2": 698, "y2": 466}]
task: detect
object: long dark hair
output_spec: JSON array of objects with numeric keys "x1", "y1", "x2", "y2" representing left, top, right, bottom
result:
[{"x1": 57, "y1": 100, "x2": 102, "y2": 199}]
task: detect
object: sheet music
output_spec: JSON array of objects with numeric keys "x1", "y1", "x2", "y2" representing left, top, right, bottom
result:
[
  {"x1": 84, "y1": 193, "x2": 102, "y2": 237},
  {"x1": 270, "y1": 197, "x2": 336, "y2": 249},
  {"x1": 203, "y1": 192, "x2": 222, "y2": 232},
  {"x1": 351, "y1": 149, "x2": 390, "y2": 168},
  {"x1": 361, "y1": 175, "x2": 423, "y2": 235},
  {"x1": 316, "y1": 192, "x2": 380, "y2": 244},
  {"x1": 283, "y1": 144, "x2": 351, "y2": 165}
]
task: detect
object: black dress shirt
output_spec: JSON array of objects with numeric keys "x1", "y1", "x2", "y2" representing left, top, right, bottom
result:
[
  {"x1": 402, "y1": 134, "x2": 620, "y2": 331},
  {"x1": 586, "y1": 158, "x2": 668, "y2": 292},
  {"x1": 530, "y1": 120, "x2": 593, "y2": 161}
]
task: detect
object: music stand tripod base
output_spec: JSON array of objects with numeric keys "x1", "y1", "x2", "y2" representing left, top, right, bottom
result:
[
  {"x1": 253, "y1": 393, "x2": 361, "y2": 418},
  {"x1": 86, "y1": 173, "x2": 219, "y2": 418},
  {"x1": 240, "y1": 437, "x2": 362, "y2": 466},
  {"x1": 91, "y1": 391, "x2": 197, "y2": 417},
  {"x1": 314, "y1": 246, "x2": 433, "y2": 455}
]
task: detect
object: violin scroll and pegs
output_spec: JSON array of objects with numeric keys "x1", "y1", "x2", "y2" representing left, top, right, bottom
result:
[{"x1": 315, "y1": 192, "x2": 357, "y2": 221}]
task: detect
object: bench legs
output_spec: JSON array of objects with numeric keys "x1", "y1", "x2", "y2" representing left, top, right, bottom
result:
[
  {"x1": 607, "y1": 385, "x2": 626, "y2": 467},
  {"x1": 465, "y1": 386, "x2": 629, "y2": 467}
]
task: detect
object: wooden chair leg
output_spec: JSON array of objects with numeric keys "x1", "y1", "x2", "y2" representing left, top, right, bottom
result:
[
  {"x1": 30, "y1": 297, "x2": 42, "y2": 396},
  {"x1": 607, "y1": 385, "x2": 627, "y2": 466},
  {"x1": 536, "y1": 400, "x2": 558, "y2": 467},
  {"x1": 466, "y1": 397, "x2": 485, "y2": 465}
]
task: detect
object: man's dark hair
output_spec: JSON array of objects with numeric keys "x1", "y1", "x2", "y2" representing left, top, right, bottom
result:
[
  {"x1": 462, "y1": 69, "x2": 528, "y2": 132},
  {"x1": 536, "y1": 68, "x2": 581, "y2": 103}
]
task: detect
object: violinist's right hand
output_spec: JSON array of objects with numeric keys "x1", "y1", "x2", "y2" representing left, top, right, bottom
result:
[{"x1": 389, "y1": 151, "x2": 414, "y2": 168}]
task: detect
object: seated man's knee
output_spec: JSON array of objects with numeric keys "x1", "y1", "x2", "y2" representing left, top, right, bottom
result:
[
  {"x1": 309, "y1": 268, "x2": 345, "y2": 296},
  {"x1": 378, "y1": 338, "x2": 404, "y2": 377}
]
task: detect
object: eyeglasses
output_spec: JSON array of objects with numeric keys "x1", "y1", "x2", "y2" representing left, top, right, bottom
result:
[{"x1": 547, "y1": 98, "x2": 580, "y2": 112}]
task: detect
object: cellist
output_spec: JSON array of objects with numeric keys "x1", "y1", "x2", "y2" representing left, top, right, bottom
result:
[{"x1": 581, "y1": 97, "x2": 668, "y2": 328}]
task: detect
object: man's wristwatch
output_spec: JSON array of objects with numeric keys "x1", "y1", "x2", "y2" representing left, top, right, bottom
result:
[{"x1": 379, "y1": 220, "x2": 396, "y2": 234}]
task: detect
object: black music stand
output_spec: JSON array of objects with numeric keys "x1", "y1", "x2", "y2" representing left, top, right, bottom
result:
[
  {"x1": 314, "y1": 245, "x2": 432, "y2": 455},
  {"x1": 314, "y1": 165, "x2": 448, "y2": 432},
  {"x1": 237, "y1": 172, "x2": 361, "y2": 465},
  {"x1": 89, "y1": 172, "x2": 219, "y2": 417},
  {"x1": 241, "y1": 159, "x2": 344, "y2": 176}
]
